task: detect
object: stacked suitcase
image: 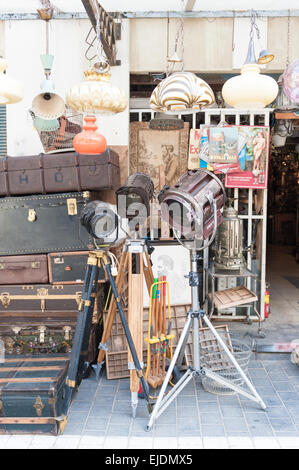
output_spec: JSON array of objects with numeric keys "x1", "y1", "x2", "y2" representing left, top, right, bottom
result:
[{"x1": 0, "y1": 148, "x2": 120, "y2": 434}]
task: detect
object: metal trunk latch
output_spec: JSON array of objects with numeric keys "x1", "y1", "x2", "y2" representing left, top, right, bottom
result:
[
  {"x1": 67, "y1": 198, "x2": 77, "y2": 216},
  {"x1": 0, "y1": 292, "x2": 11, "y2": 308},
  {"x1": 33, "y1": 396, "x2": 44, "y2": 417},
  {"x1": 28, "y1": 209, "x2": 37, "y2": 222}
]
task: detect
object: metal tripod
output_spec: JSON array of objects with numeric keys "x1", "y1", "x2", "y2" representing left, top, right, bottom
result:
[
  {"x1": 146, "y1": 248, "x2": 267, "y2": 431},
  {"x1": 63, "y1": 247, "x2": 152, "y2": 417}
]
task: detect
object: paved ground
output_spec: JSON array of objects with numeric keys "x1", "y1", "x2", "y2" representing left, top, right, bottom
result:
[{"x1": 1, "y1": 355, "x2": 299, "y2": 449}]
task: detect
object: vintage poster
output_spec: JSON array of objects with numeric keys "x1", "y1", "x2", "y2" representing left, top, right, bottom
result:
[
  {"x1": 188, "y1": 128, "x2": 201, "y2": 170},
  {"x1": 225, "y1": 126, "x2": 270, "y2": 189},
  {"x1": 209, "y1": 126, "x2": 239, "y2": 163},
  {"x1": 143, "y1": 245, "x2": 191, "y2": 307},
  {"x1": 130, "y1": 122, "x2": 189, "y2": 192}
]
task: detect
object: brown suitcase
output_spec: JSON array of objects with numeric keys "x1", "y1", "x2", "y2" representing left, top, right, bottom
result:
[
  {"x1": 0, "y1": 149, "x2": 120, "y2": 196},
  {"x1": 48, "y1": 251, "x2": 107, "y2": 285},
  {"x1": 0, "y1": 255, "x2": 48, "y2": 285}
]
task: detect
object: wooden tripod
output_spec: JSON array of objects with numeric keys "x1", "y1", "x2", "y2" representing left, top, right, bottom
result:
[{"x1": 96, "y1": 239, "x2": 156, "y2": 415}]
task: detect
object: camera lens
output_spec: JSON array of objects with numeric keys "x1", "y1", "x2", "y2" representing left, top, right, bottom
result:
[{"x1": 90, "y1": 209, "x2": 117, "y2": 239}]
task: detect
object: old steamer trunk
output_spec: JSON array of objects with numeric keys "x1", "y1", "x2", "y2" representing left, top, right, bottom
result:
[
  {"x1": 0, "y1": 149, "x2": 120, "y2": 196},
  {"x1": 0, "y1": 192, "x2": 96, "y2": 256},
  {"x1": 0, "y1": 356, "x2": 69, "y2": 435}
]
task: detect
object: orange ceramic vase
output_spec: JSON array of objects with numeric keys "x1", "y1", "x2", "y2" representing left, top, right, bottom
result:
[{"x1": 73, "y1": 115, "x2": 107, "y2": 154}]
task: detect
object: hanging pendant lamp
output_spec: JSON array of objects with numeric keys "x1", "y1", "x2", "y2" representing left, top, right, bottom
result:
[
  {"x1": 31, "y1": 12, "x2": 65, "y2": 126},
  {"x1": 222, "y1": 38, "x2": 278, "y2": 109},
  {"x1": 66, "y1": 61, "x2": 127, "y2": 116},
  {"x1": 150, "y1": 71, "x2": 215, "y2": 113},
  {"x1": 0, "y1": 58, "x2": 23, "y2": 104}
]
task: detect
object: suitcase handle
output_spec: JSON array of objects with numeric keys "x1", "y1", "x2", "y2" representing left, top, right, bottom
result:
[{"x1": 6, "y1": 266, "x2": 26, "y2": 270}]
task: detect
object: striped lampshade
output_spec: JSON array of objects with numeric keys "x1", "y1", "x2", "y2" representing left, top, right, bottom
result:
[{"x1": 150, "y1": 72, "x2": 215, "y2": 113}]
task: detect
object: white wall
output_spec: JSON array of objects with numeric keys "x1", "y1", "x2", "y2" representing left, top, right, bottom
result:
[{"x1": 4, "y1": 17, "x2": 129, "y2": 155}]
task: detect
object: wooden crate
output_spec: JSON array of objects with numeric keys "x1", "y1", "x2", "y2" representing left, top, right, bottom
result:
[
  {"x1": 103, "y1": 304, "x2": 191, "y2": 379},
  {"x1": 214, "y1": 286, "x2": 258, "y2": 310}
]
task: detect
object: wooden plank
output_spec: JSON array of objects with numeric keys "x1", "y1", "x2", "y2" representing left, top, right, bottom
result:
[
  {"x1": 0, "y1": 417, "x2": 56, "y2": 424},
  {"x1": 128, "y1": 254, "x2": 144, "y2": 393},
  {"x1": 0, "y1": 377, "x2": 57, "y2": 383},
  {"x1": 2, "y1": 357, "x2": 69, "y2": 363},
  {"x1": 0, "y1": 366, "x2": 63, "y2": 372},
  {"x1": 275, "y1": 112, "x2": 299, "y2": 120}
]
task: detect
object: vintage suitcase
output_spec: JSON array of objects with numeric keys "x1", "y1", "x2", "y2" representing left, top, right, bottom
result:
[
  {"x1": 0, "y1": 355, "x2": 69, "y2": 435},
  {"x1": 48, "y1": 251, "x2": 106, "y2": 284},
  {"x1": 0, "y1": 284, "x2": 84, "y2": 312},
  {"x1": 0, "y1": 316, "x2": 101, "y2": 361},
  {"x1": 0, "y1": 148, "x2": 120, "y2": 196},
  {"x1": 0, "y1": 255, "x2": 48, "y2": 285},
  {"x1": 0, "y1": 192, "x2": 96, "y2": 256}
]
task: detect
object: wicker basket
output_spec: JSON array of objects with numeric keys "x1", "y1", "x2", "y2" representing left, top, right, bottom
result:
[
  {"x1": 30, "y1": 106, "x2": 83, "y2": 153},
  {"x1": 199, "y1": 330, "x2": 252, "y2": 395}
]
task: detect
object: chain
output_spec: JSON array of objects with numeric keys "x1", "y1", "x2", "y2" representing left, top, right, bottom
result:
[
  {"x1": 181, "y1": 0, "x2": 184, "y2": 72},
  {"x1": 93, "y1": 0, "x2": 107, "y2": 63},
  {"x1": 249, "y1": 9, "x2": 263, "y2": 50},
  {"x1": 286, "y1": 10, "x2": 290, "y2": 66}
]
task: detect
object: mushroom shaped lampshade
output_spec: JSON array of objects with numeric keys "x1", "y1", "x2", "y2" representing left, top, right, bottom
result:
[
  {"x1": 66, "y1": 62, "x2": 127, "y2": 116},
  {"x1": 0, "y1": 58, "x2": 23, "y2": 104},
  {"x1": 282, "y1": 59, "x2": 299, "y2": 105},
  {"x1": 150, "y1": 72, "x2": 215, "y2": 113},
  {"x1": 222, "y1": 39, "x2": 278, "y2": 109}
]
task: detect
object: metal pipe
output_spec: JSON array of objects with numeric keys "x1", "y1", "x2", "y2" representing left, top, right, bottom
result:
[{"x1": 2, "y1": 10, "x2": 299, "y2": 20}]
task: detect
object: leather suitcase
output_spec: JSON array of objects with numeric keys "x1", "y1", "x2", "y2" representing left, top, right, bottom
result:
[
  {"x1": 0, "y1": 255, "x2": 48, "y2": 285},
  {"x1": 0, "y1": 192, "x2": 96, "y2": 256},
  {"x1": 0, "y1": 355, "x2": 69, "y2": 435},
  {"x1": 0, "y1": 284, "x2": 83, "y2": 312},
  {"x1": 48, "y1": 251, "x2": 106, "y2": 285},
  {"x1": 0, "y1": 149, "x2": 120, "y2": 196}
]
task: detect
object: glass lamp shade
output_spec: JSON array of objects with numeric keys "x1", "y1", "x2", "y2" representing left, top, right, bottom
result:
[
  {"x1": 66, "y1": 64, "x2": 127, "y2": 116},
  {"x1": 276, "y1": 75, "x2": 298, "y2": 112},
  {"x1": 222, "y1": 63, "x2": 278, "y2": 109},
  {"x1": 282, "y1": 59, "x2": 299, "y2": 105},
  {"x1": 150, "y1": 72, "x2": 215, "y2": 113},
  {"x1": 32, "y1": 79, "x2": 65, "y2": 120},
  {"x1": 73, "y1": 115, "x2": 107, "y2": 154},
  {"x1": 33, "y1": 115, "x2": 60, "y2": 132},
  {"x1": 0, "y1": 58, "x2": 23, "y2": 104}
]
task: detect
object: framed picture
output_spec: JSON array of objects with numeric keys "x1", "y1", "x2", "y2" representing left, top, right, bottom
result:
[
  {"x1": 225, "y1": 126, "x2": 270, "y2": 189},
  {"x1": 130, "y1": 122, "x2": 189, "y2": 192},
  {"x1": 143, "y1": 244, "x2": 191, "y2": 307},
  {"x1": 209, "y1": 126, "x2": 239, "y2": 163}
]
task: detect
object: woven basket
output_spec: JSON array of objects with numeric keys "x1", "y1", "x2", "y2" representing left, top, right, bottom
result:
[
  {"x1": 31, "y1": 107, "x2": 83, "y2": 153},
  {"x1": 199, "y1": 330, "x2": 252, "y2": 395}
]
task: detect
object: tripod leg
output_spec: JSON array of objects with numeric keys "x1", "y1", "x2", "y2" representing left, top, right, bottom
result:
[
  {"x1": 146, "y1": 313, "x2": 193, "y2": 431},
  {"x1": 96, "y1": 251, "x2": 128, "y2": 367},
  {"x1": 202, "y1": 314, "x2": 266, "y2": 409},
  {"x1": 63, "y1": 259, "x2": 99, "y2": 415},
  {"x1": 104, "y1": 261, "x2": 151, "y2": 406}
]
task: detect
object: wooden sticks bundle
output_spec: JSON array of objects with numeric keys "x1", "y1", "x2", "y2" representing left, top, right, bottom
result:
[{"x1": 146, "y1": 276, "x2": 170, "y2": 389}]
